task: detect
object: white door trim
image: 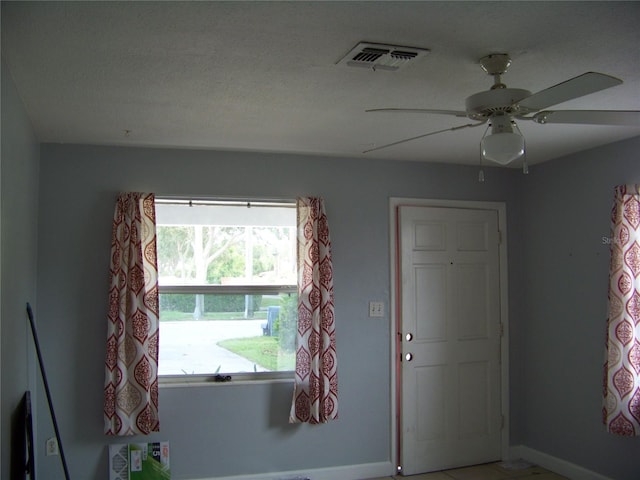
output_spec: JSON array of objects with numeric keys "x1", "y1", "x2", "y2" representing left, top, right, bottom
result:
[{"x1": 389, "y1": 197, "x2": 510, "y2": 472}]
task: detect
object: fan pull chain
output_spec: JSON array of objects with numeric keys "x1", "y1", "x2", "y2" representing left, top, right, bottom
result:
[
  {"x1": 478, "y1": 124, "x2": 490, "y2": 182},
  {"x1": 513, "y1": 122, "x2": 529, "y2": 175},
  {"x1": 478, "y1": 161, "x2": 485, "y2": 182}
]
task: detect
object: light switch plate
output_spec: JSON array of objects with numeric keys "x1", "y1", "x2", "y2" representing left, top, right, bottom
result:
[{"x1": 369, "y1": 301, "x2": 384, "y2": 317}]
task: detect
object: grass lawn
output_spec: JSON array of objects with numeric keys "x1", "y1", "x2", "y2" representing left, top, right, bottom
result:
[
  {"x1": 160, "y1": 310, "x2": 268, "y2": 321},
  {"x1": 218, "y1": 336, "x2": 295, "y2": 371}
]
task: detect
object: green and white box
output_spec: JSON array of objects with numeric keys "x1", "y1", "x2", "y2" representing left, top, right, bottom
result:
[{"x1": 109, "y1": 442, "x2": 170, "y2": 480}]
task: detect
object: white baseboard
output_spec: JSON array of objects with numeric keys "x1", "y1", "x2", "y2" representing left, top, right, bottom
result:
[
  {"x1": 188, "y1": 447, "x2": 615, "y2": 480},
  {"x1": 510, "y1": 445, "x2": 613, "y2": 480},
  {"x1": 190, "y1": 461, "x2": 395, "y2": 480}
]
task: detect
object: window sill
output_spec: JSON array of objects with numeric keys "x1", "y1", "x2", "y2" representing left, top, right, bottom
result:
[{"x1": 159, "y1": 373, "x2": 294, "y2": 388}]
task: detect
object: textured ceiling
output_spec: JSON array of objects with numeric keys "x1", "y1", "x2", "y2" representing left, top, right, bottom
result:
[{"x1": 2, "y1": 1, "x2": 639, "y2": 166}]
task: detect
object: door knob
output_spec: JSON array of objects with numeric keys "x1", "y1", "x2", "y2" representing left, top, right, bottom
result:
[
  {"x1": 405, "y1": 353, "x2": 413, "y2": 361},
  {"x1": 405, "y1": 333, "x2": 413, "y2": 342}
]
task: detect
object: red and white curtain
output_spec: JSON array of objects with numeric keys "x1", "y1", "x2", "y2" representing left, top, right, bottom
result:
[
  {"x1": 104, "y1": 192, "x2": 160, "y2": 435},
  {"x1": 603, "y1": 184, "x2": 640, "y2": 436},
  {"x1": 290, "y1": 197, "x2": 338, "y2": 423}
]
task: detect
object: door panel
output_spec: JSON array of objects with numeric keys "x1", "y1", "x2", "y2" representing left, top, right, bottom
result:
[
  {"x1": 399, "y1": 206, "x2": 502, "y2": 475},
  {"x1": 459, "y1": 361, "x2": 490, "y2": 436},
  {"x1": 457, "y1": 263, "x2": 490, "y2": 340},
  {"x1": 414, "y1": 265, "x2": 447, "y2": 341},
  {"x1": 416, "y1": 365, "x2": 447, "y2": 442},
  {"x1": 456, "y1": 221, "x2": 489, "y2": 251},
  {"x1": 414, "y1": 221, "x2": 447, "y2": 251}
]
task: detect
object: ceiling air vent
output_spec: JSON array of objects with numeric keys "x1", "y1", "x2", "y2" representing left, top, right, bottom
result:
[{"x1": 337, "y1": 42, "x2": 429, "y2": 71}]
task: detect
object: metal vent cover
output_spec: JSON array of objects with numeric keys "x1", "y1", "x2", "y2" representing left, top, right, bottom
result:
[{"x1": 337, "y1": 42, "x2": 429, "y2": 71}]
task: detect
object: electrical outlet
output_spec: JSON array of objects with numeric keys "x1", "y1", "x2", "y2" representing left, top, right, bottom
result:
[
  {"x1": 45, "y1": 437, "x2": 59, "y2": 456},
  {"x1": 369, "y1": 301, "x2": 384, "y2": 317}
]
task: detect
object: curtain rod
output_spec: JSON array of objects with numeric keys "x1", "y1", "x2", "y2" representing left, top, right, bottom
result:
[{"x1": 155, "y1": 197, "x2": 296, "y2": 208}]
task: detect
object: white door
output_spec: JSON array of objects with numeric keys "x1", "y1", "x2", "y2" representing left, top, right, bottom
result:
[{"x1": 398, "y1": 205, "x2": 502, "y2": 475}]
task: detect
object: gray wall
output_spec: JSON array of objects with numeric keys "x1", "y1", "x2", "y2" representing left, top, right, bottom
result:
[
  {"x1": 1, "y1": 60, "x2": 40, "y2": 478},
  {"x1": 15, "y1": 115, "x2": 636, "y2": 480},
  {"x1": 521, "y1": 136, "x2": 640, "y2": 479},
  {"x1": 36, "y1": 143, "x2": 523, "y2": 479}
]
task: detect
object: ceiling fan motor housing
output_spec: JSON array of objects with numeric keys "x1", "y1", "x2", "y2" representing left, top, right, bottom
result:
[{"x1": 465, "y1": 88, "x2": 533, "y2": 120}]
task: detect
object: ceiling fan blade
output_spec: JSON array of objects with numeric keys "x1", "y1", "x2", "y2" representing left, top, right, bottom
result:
[
  {"x1": 533, "y1": 110, "x2": 640, "y2": 126},
  {"x1": 518, "y1": 72, "x2": 623, "y2": 111},
  {"x1": 362, "y1": 121, "x2": 486, "y2": 154},
  {"x1": 366, "y1": 108, "x2": 468, "y2": 117}
]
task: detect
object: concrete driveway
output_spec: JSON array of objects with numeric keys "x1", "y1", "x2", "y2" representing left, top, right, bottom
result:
[{"x1": 158, "y1": 320, "x2": 268, "y2": 375}]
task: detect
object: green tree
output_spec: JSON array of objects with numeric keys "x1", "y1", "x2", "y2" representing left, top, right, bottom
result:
[
  {"x1": 277, "y1": 294, "x2": 298, "y2": 353},
  {"x1": 157, "y1": 226, "x2": 193, "y2": 280},
  {"x1": 157, "y1": 225, "x2": 244, "y2": 318},
  {"x1": 158, "y1": 224, "x2": 295, "y2": 319},
  {"x1": 207, "y1": 243, "x2": 244, "y2": 283}
]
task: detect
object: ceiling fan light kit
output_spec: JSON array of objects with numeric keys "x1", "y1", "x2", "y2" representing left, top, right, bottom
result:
[
  {"x1": 365, "y1": 52, "x2": 640, "y2": 171},
  {"x1": 480, "y1": 133, "x2": 525, "y2": 165},
  {"x1": 480, "y1": 116, "x2": 525, "y2": 165}
]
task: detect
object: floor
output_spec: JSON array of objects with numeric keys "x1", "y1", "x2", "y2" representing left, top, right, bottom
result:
[{"x1": 363, "y1": 461, "x2": 569, "y2": 480}]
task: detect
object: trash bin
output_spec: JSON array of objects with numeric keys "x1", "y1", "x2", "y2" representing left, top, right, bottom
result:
[{"x1": 266, "y1": 306, "x2": 281, "y2": 336}]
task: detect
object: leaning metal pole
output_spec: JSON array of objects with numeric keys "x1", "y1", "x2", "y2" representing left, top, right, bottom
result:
[{"x1": 26, "y1": 302, "x2": 71, "y2": 480}]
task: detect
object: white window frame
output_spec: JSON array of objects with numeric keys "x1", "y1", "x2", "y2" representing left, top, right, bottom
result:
[{"x1": 156, "y1": 196, "x2": 298, "y2": 385}]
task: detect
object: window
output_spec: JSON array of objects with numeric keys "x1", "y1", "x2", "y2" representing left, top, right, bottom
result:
[{"x1": 155, "y1": 198, "x2": 297, "y2": 380}]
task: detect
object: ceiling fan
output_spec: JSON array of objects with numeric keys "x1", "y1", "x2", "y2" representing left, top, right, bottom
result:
[{"x1": 364, "y1": 53, "x2": 640, "y2": 169}]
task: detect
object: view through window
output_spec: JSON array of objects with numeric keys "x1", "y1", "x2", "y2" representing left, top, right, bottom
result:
[{"x1": 156, "y1": 199, "x2": 297, "y2": 378}]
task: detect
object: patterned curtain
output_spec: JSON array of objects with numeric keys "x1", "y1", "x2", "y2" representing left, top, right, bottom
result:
[
  {"x1": 104, "y1": 192, "x2": 160, "y2": 435},
  {"x1": 289, "y1": 197, "x2": 338, "y2": 423},
  {"x1": 603, "y1": 184, "x2": 640, "y2": 436}
]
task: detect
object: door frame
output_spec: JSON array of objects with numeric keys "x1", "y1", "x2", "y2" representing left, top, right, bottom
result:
[{"x1": 389, "y1": 197, "x2": 510, "y2": 473}]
